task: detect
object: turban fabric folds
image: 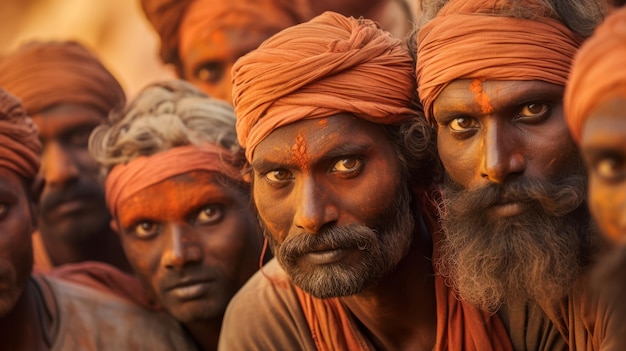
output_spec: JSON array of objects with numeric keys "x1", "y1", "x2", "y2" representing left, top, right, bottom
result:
[
  {"x1": 141, "y1": 0, "x2": 310, "y2": 68},
  {"x1": 232, "y1": 11, "x2": 417, "y2": 160},
  {"x1": 416, "y1": 0, "x2": 584, "y2": 122},
  {"x1": 0, "y1": 89, "x2": 41, "y2": 181},
  {"x1": 565, "y1": 6, "x2": 626, "y2": 143},
  {"x1": 0, "y1": 41, "x2": 125, "y2": 116},
  {"x1": 105, "y1": 144, "x2": 241, "y2": 219}
]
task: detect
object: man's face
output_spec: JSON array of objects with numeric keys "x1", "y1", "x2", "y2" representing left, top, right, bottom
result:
[
  {"x1": 31, "y1": 104, "x2": 109, "y2": 244},
  {"x1": 581, "y1": 98, "x2": 626, "y2": 245},
  {"x1": 180, "y1": 27, "x2": 274, "y2": 103},
  {"x1": 116, "y1": 171, "x2": 262, "y2": 324},
  {"x1": 251, "y1": 114, "x2": 414, "y2": 299},
  {"x1": 0, "y1": 168, "x2": 35, "y2": 317},
  {"x1": 432, "y1": 79, "x2": 593, "y2": 311}
]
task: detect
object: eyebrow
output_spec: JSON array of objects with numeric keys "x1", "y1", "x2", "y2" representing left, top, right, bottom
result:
[{"x1": 251, "y1": 142, "x2": 374, "y2": 172}]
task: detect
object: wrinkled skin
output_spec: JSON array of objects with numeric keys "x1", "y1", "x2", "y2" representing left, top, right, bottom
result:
[{"x1": 581, "y1": 98, "x2": 626, "y2": 245}]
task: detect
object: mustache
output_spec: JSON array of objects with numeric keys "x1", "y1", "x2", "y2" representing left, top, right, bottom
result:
[
  {"x1": 40, "y1": 181, "x2": 104, "y2": 213},
  {"x1": 278, "y1": 224, "x2": 377, "y2": 261},
  {"x1": 442, "y1": 174, "x2": 587, "y2": 218}
]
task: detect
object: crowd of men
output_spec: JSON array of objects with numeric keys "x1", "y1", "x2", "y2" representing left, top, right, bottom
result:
[{"x1": 0, "y1": 0, "x2": 625, "y2": 350}]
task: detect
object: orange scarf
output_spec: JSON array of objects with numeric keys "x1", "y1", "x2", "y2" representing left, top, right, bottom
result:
[
  {"x1": 565, "y1": 6, "x2": 626, "y2": 143},
  {"x1": 416, "y1": 0, "x2": 583, "y2": 122},
  {"x1": 232, "y1": 11, "x2": 418, "y2": 161}
]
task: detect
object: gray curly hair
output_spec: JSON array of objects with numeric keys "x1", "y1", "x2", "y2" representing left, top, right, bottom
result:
[{"x1": 89, "y1": 79, "x2": 243, "y2": 177}]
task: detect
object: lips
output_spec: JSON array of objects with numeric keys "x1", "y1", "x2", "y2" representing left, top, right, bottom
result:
[
  {"x1": 490, "y1": 201, "x2": 529, "y2": 217},
  {"x1": 165, "y1": 278, "x2": 215, "y2": 301}
]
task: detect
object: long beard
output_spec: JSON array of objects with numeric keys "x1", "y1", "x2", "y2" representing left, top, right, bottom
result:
[
  {"x1": 436, "y1": 174, "x2": 599, "y2": 313},
  {"x1": 266, "y1": 183, "x2": 415, "y2": 299}
]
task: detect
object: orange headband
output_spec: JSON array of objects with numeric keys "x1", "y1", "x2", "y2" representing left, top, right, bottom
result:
[
  {"x1": 233, "y1": 11, "x2": 417, "y2": 161},
  {"x1": 416, "y1": 0, "x2": 583, "y2": 122},
  {"x1": 565, "y1": 6, "x2": 626, "y2": 143},
  {"x1": 105, "y1": 144, "x2": 241, "y2": 219}
]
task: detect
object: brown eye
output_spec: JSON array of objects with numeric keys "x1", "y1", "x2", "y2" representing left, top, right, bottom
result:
[
  {"x1": 195, "y1": 62, "x2": 224, "y2": 84},
  {"x1": 332, "y1": 158, "x2": 362, "y2": 173},
  {"x1": 0, "y1": 203, "x2": 7, "y2": 219},
  {"x1": 197, "y1": 205, "x2": 224, "y2": 224},
  {"x1": 595, "y1": 156, "x2": 626, "y2": 182},
  {"x1": 520, "y1": 103, "x2": 548, "y2": 117},
  {"x1": 265, "y1": 169, "x2": 293, "y2": 182},
  {"x1": 449, "y1": 117, "x2": 477, "y2": 131},
  {"x1": 133, "y1": 221, "x2": 159, "y2": 239}
]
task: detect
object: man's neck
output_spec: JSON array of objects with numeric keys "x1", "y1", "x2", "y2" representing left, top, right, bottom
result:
[
  {"x1": 183, "y1": 318, "x2": 222, "y2": 351},
  {"x1": 42, "y1": 228, "x2": 132, "y2": 273},
  {"x1": 339, "y1": 229, "x2": 437, "y2": 351},
  {"x1": 0, "y1": 282, "x2": 49, "y2": 350}
]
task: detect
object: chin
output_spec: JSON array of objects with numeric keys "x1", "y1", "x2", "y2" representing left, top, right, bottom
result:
[{"x1": 166, "y1": 300, "x2": 226, "y2": 324}]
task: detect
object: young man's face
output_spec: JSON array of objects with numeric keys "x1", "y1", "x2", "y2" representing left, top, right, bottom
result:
[
  {"x1": 581, "y1": 97, "x2": 626, "y2": 245},
  {"x1": 0, "y1": 168, "x2": 35, "y2": 317},
  {"x1": 179, "y1": 27, "x2": 274, "y2": 103},
  {"x1": 115, "y1": 171, "x2": 261, "y2": 324},
  {"x1": 31, "y1": 104, "x2": 110, "y2": 244},
  {"x1": 251, "y1": 114, "x2": 414, "y2": 298}
]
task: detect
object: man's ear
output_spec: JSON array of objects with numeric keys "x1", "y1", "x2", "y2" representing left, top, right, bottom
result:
[
  {"x1": 29, "y1": 177, "x2": 44, "y2": 229},
  {"x1": 110, "y1": 219, "x2": 120, "y2": 235}
]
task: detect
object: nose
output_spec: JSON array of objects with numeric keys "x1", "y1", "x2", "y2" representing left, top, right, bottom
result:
[
  {"x1": 163, "y1": 224, "x2": 203, "y2": 269},
  {"x1": 479, "y1": 121, "x2": 526, "y2": 184},
  {"x1": 293, "y1": 177, "x2": 338, "y2": 233},
  {"x1": 40, "y1": 141, "x2": 80, "y2": 187}
]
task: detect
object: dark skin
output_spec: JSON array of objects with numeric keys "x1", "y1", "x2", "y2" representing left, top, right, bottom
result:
[
  {"x1": 251, "y1": 114, "x2": 437, "y2": 350},
  {"x1": 31, "y1": 103, "x2": 131, "y2": 273},
  {"x1": 179, "y1": 27, "x2": 274, "y2": 103},
  {"x1": 114, "y1": 171, "x2": 262, "y2": 351},
  {"x1": 581, "y1": 97, "x2": 626, "y2": 245},
  {"x1": 433, "y1": 79, "x2": 580, "y2": 218},
  {"x1": 0, "y1": 168, "x2": 49, "y2": 350}
]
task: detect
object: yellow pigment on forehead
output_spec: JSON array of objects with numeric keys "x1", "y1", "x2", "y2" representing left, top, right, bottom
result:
[{"x1": 469, "y1": 78, "x2": 494, "y2": 114}]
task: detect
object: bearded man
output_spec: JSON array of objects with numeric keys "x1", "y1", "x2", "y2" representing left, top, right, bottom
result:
[
  {"x1": 218, "y1": 11, "x2": 516, "y2": 351},
  {"x1": 415, "y1": 0, "x2": 620, "y2": 349}
]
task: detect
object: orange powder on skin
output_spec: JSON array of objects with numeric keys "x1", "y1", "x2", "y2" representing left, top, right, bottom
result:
[
  {"x1": 469, "y1": 78, "x2": 494, "y2": 114},
  {"x1": 292, "y1": 131, "x2": 309, "y2": 171}
]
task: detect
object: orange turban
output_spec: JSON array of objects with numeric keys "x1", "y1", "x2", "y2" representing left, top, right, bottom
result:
[
  {"x1": 232, "y1": 11, "x2": 417, "y2": 160},
  {"x1": 0, "y1": 89, "x2": 41, "y2": 182},
  {"x1": 416, "y1": 0, "x2": 584, "y2": 122},
  {"x1": 141, "y1": 0, "x2": 310, "y2": 69},
  {"x1": 565, "y1": 6, "x2": 626, "y2": 143},
  {"x1": 0, "y1": 41, "x2": 125, "y2": 116}
]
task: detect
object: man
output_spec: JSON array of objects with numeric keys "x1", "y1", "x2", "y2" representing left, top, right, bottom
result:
[
  {"x1": 415, "y1": 0, "x2": 615, "y2": 349},
  {"x1": 89, "y1": 79, "x2": 265, "y2": 351},
  {"x1": 0, "y1": 87, "x2": 196, "y2": 350},
  {"x1": 219, "y1": 11, "x2": 514, "y2": 351},
  {"x1": 140, "y1": 0, "x2": 310, "y2": 102},
  {"x1": 0, "y1": 40, "x2": 131, "y2": 273}
]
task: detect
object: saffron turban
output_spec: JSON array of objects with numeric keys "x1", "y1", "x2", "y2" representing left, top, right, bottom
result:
[
  {"x1": 565, "y1": 6, "x2": 626, "y2": 143},
  {"x1": 416, "y1": 0, "x2": 584, "y2": 122},
  {"x1": 0, "y1": 41, "x2": 125, "y2": 116},
  {"x1": 0, "y1": 89, "x2": 41, "y2": 182},
  {"x1": 232, "y1": 11, "x2": 417, "y2": 160},
  {"x1": 141, "y1": 0, "x2": 310, "y2": 68}
]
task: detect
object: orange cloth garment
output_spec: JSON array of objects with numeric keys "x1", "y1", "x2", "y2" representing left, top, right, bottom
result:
[
  {"x1": 565, "y1": 6, "x2": 626, "y2": 143},
  {"x1": 232, "y1": 11, "x2": 418, "y2": 161},
  {"x1": 294, "y1": 191, "x2": 514, "y2": 350},
  {"x1": 141, "y1": 0, "x2": 310, "y2": 68},
  {"x1": 0, "y1": 89, "x2": 41, "y2": 181},
  {"x1": 0, "y1": 41, "x2": 125, "y2": 116},
  {"x1": 105, "y1": 143, "x2": 241, "y2": 219},
  {"x1": 415, "y1": 0, "x2": 584, "y2": 122}
]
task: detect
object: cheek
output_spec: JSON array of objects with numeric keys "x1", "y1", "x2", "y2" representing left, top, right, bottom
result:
[
  {"x1": 589, "y1": 178, "x2": 626, "y2": 244},
  {"x1": 75, "y1": 149, "x2": 101, "y2": 175},
  {"x1": 437, "y1": 130, "x2": 478, "y2": 186},
  {"x1": 253, "y1": 186, "x2": 292, "y2": 242},
  {"x1": 120, "y1": 237, "x2": 161, "y2": 290}
]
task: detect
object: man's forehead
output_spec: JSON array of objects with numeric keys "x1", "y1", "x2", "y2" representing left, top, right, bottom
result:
[{"x1": 31, "y1": 103, "x2": 104, "y2": 137}]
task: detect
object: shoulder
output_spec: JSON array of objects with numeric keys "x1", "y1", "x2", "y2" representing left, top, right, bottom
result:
[
  {"x1": 218, "y1": 259, "x2": 316, "y2": 351},
  {"x1": 42, "y1": 275, "x2": 196, "y2": 351}
]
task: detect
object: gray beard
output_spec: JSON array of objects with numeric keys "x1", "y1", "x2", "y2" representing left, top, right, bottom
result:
[{"x1": 435, "y1": 174, "x2": 598, "y2": 313}]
